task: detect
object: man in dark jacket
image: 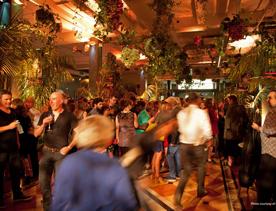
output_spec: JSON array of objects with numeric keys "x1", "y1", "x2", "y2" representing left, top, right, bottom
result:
[{"x1": 224, "y1": 95, "x2": 249, "y2": 166}]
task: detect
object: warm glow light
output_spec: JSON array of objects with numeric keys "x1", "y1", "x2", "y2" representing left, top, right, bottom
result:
[
  {"x1": 228, "y1": 35, "x2": 261, "y2": 54},
  {"x1": 197, "y1": 61, "x2": 212, "y2": 64},
  {"x1": 58, "y1": 5, "x2": 96, "y2": 42},
  {"x1": 139, "y1": 53, "x2": 147, "y2": 60},
  {"x1": 178, "y1": 26, "x2": 207, "y2": 33},
  {"x1": 122, "y1": 0, "x2": 129, "y2": 9},
  {"x1": 29, "y1": 0, "x2": 39, "y2": 6},
  {"x1": 85, "y1": 0, "x2": 101, "y2": 13},
  {"x1": 14, "y1": 0, "x2": 23, "y2": 5}
]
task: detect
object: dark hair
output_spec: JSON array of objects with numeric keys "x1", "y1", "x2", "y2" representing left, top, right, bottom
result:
[
  {"x1": 205, "y1": 98, "x2": 213, "y2": 109},
  {"x1": 228, "y1": 95, "x2": 238, "y2": 103},
  {"x1": 66, "y1": 102, "x2": 76, "y2": 113},
  {"x1": 93, "y1": 98, "x2": 103, "y2": 106},
  {"x1": 101, "y1": 105, "x2": 110, "y2": 114},
  {"x1": 12, "y1": 98, "x2": 24, "y2": 108},
  {"x1": 188, "y1": 92, "x2": 200, "y2": 102},
  {"x1": 0, "y1": 89, "x2": 12, "y2": 97},
  {"x1": 77, "y1": 101, "x2": 87, "y2": 111},
  {"x1": 12, "y1": 98, "x2": 27, "y2": 116},
  {"x1": 119, "y1": 99, "x2": 132, "y2": 110}
]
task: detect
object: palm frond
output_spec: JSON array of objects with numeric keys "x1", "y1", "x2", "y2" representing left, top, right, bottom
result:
[
  {"x1": 16, "y1": 52, "x2": 75, "y2": 108},
  {"x1": 0, "y1": 14, "x2": 36, "y2": 76}
]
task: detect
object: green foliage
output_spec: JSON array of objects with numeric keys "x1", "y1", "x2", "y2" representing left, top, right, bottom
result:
[
  {"x1": 121, "y1": 47, "x2": 140, "y2": 68},
  {"x1": 0, "y1": 11, "x2": 74, "y2": 108},
  {"x1": 117, "y1": 29, "x2": 137, "y2": 47},
  {"x1": 93, "y1": 0, "x2": 124, "y2": 40},
  {"x1": 16, "y1": 50, "x2": 74, "y2": 108},
  {"x1": 229, "y1": 38, "x2": 276, "y2": 81},
  {"x1": 0, "y1": 16, "x2": 36, "y2": 76}
]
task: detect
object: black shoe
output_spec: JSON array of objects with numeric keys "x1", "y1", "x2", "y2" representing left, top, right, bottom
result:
[
  {"x1": 197, "y1": 190, "x2": 208, "y2": 198},
  {"x1": 22, "y1": 176, "x2": 32, "y2": 187},
  {"x1": 13, "y1": 193, "x2": 32, "y2": 202},
  {"x1": 0, "y1": 200, "x2": 6, "y2": 209},
  {"x1": 23, "y1": 177, "x2": 38, "y2": 189}
]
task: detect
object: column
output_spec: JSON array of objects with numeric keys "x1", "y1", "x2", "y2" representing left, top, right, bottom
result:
[{"x1": 89, "y1": 42, "x2": 102, "y2": 96}]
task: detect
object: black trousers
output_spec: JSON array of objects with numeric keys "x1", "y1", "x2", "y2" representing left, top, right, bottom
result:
[
  {"x1": 253, "y1": 154, "x2": 276, "y2": 211},
  {"x1": 39, "y1": 147, "x2": 65, "y2": 211},
  {"x1": 0, "y1": 152, "x2": 22, "y2": 200},
  {"x1": 174, "y1": 143, "x2": 208, "y2": 205},
  {"x1": 20, "y1": 135, "x2": 39, "y2": 178}
]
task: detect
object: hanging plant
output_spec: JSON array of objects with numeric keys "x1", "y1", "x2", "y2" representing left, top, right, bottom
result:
[
  {"x1": 35, "y1": 5, "x2": 61, "y2": 34},
  {"x1": 143, "y1": 0, "x2": 190, "y2": 84},
  {"x1": 120, "y1": 47, "x2": 140, "y2": 68},
  {"x1": 93, "y1": 0, "x2": 124, "y2": 40},
  {"x1": 221, "y1": 15, "x2": 248, "y2": 41}
]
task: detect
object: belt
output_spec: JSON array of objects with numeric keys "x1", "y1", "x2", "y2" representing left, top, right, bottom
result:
[{"x1": 44, "y1": 145, "x2": 60, "y2": 152}]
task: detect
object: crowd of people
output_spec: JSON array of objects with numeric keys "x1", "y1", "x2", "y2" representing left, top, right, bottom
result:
[{"x1": 0, "y1": 88, "x2": 275, "y2": 210}]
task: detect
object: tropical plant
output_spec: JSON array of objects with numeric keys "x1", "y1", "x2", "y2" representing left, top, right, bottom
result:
[
  {"x1": 0, "y1": 11, "x2": 74, "y2": 107},
  {"x1": 16, "y1": 49, "x2": 74, "y2": 108},
  {"x1": 0, "y1": 16, "x2": 36, "y2": 76},
  {"x1": 229, "y1": 38, "x2": 276, "y2": 82}
]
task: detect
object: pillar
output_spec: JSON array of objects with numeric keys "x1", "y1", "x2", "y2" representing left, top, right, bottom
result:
[{"x1": 89, "y1": 42, "x2": 102, "y2": 96}]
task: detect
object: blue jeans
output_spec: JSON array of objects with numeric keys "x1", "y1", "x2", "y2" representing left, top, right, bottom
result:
[{"x1": 166, "y1": 145, "x2": 180, "y2": 178}]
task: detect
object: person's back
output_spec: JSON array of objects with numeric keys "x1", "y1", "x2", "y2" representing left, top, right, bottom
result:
[
  {"x1": 52, "y1": 149, "x2": 138, "y2": 211},
  {"x1": 178, "y1": 104, "x2": 211, "y2": 145}
]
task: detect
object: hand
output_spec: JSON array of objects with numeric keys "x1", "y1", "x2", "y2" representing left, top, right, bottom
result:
[
  {"x1": 8, "y1": 121, "x2": 18, "y2": 130},
  {"x1": 114, "y1": 138, "x2": 118, "y2": 144},
  {"x1": 251, "y1": 122, "x2": 260, "y2": 131},
  {"x1": 60, "y1": 146, "x2": 71, "y2": 155},
  {"x1": 207, "y1": 139, "x2": 213, "y2": 148},
  {"x1": 42, "y1": 116, "x2": 53, "y2": 126}
]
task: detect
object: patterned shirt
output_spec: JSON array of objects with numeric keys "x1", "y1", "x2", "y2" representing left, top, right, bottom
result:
[{"x1": 261, "y1": 107, "x2": 276, "y2": 158}]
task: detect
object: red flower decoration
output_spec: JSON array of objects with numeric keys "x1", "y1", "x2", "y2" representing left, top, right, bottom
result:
[{"x1": 194, "y1": 35, "x2": 202, "y2": 46}]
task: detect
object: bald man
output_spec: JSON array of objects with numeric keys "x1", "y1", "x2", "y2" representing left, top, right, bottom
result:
[{"x1": 34, "y1": 91, "x2": 77, "y2": 211}]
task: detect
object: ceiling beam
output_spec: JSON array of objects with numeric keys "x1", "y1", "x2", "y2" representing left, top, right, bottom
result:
[
  {"x1": 216, "y1": 0, "x2": 229, "y2": 17},
  {"x1": 227, "y1": 0, "x2": 241, "y2": 17}
]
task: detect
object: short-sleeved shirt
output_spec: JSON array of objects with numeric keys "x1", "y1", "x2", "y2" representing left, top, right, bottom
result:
[
  {"x1": 136, "y1": 109, "x2": 150, "y2": 134},
  {"x1": 0, "y1": 109, "x2": 18, "y2": 152},
  {"x1": 38, "y1": 110, "x2": 77, "y2": 149}
]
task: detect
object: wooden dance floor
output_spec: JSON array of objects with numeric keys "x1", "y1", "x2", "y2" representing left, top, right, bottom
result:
[{"x1": 2, "y1": 158, "x2": 256, "y2": 210}]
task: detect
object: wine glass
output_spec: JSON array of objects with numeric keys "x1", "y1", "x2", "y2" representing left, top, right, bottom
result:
[{"x1": 46, "y1": 112, "x2": 54, "y2": 132}]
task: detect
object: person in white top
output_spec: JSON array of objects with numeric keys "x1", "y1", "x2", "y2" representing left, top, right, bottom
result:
[{"x1": 174, "y1": 92, "x2": 213, "y2": 208}]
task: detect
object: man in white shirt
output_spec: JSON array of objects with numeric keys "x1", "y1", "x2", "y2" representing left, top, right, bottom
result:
[{"x1": 174, "y1": 93, "x2": 213, "y2": 207}]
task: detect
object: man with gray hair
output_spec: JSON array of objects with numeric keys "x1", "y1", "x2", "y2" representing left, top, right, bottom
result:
[
  {"x1": 174, "y1": 92, "x2": 212, "y2": 208},
  {"x1": 34, "y1": 91, "x2": 77, "y2": 211}
]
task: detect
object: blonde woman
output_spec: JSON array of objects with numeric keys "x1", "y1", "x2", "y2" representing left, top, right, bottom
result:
[{"x1": 51, "y1": 115, "x2": 138, "y2": 211}]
